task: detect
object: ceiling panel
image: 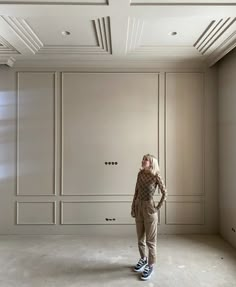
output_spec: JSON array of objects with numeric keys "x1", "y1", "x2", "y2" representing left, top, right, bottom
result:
[
  {"x1": 27, "y1": 17, "x2": 97, "y2": 46},
  {"x1": 0, "y1": 0, "x2": 235, "y2": 67},
  {"x1": 130, "y1": 0, "x2": 236, "y2": 4},
  {"x1": 140, "y1": 18, "x2": 212, "y2": 46},
  {"x1": 0, "y1": 0, "x2": 108, "y2": 4}
]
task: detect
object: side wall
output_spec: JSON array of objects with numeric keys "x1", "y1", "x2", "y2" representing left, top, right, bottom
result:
[
  {"x1": 218, "y1": 48, "x2": 236, "y2": 248},
  {"x1": 0, "y1": 67, "x2": 218, "y2": 235}
]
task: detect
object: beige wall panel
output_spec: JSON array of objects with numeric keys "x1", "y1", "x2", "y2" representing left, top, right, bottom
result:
[
  {"x1": 166, "y1": 73, "x2": 204, "y2": 196},
  {"x1": 166, "y1": 201, "x2": 204, "y2": 225},
  {"x1": 0, "y1": 67, "x2": 218, "y2": 235},
  {"x1": 17, "y1": 72, "x2": 56, "y2": 195},
  {"x1": 0, "y1": 68, "x2": 16, "y2": 233},
  {"x1": 62, "y1": 73, "x2": 159, "y2": 195},
  {"x1": 61, "y1": 201, "x2": 136, "y2": 224},
  {"x1": 218, "y1": 48, "x2": 236, "y2": 248},
  {"x1": 16, "y1": 201, "x2": 56, "y2": 224}
]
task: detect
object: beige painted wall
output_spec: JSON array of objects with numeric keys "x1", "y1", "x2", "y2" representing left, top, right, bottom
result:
[
  {"x1": 0, "y1": 67, "x2": 218, "y2": 235},
  {"x1": 218, "y1": 48, "x2": 236, "y2": 248}
]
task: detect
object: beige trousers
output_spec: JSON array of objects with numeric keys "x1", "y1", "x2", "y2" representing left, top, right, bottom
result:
[{"x1": 134, "y1": 199, "x2": 158, "y2": 265}]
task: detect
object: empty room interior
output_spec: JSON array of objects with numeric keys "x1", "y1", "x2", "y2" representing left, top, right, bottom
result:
[{"x1": 0, "y1": 0, "x2": 236, "y2": 286}]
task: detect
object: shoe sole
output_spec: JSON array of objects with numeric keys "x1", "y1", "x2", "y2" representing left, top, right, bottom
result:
[
  {"x1": 133, "y1": 263, "x2": 148, "y2": 273},
  {"x1": 141, "y1": 270, "x2": 153, "y2": 280},
  {"x1": 141, "y1": 273, "x2": 153, "y2": 281}
]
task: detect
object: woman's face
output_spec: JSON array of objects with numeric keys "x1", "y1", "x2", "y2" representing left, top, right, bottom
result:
[{"x1": 142, "y1": 156, "x2": 151, "y2": 169}]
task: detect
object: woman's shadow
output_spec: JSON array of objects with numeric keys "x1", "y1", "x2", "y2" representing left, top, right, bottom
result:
[{"x1": 17, "y1": 253, "x2": 140, "y2": 283}]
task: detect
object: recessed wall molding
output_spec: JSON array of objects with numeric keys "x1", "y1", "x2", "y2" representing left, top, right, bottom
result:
[
  {"x1": 60, "y1": 72, "x2": 159, "y2": 196},
  {"x1": 16, "y1": 201, "x2": 56, "y2": 225},
  {"x1": 165, "y1": 72, "x2": 205, "y2": 197},
  {"x1": 16, "y1": 72, "x2": 57, "y2": 196},
  {"x1": 165, "y1": 201, "x2": 205, "y2": 225},
  {"x1": 60, "y1": 200, "x2": 160, "y2": 225}
]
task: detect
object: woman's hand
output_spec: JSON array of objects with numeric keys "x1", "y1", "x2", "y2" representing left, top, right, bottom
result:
[{"x1": 131, "y1": 210, "x2": 136, "y2": 218}]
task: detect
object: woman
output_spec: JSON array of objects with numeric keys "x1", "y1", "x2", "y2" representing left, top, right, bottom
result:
[{"x1": 131, "y1": 154, "x2": 167, "y2": 280}]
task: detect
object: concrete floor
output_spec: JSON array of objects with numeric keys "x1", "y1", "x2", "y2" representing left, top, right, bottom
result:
[{"x1": 0, "y1": 234, "x2": 235, "y2": 287}]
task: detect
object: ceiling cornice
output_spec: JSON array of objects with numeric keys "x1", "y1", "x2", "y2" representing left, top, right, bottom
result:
[{"x1": 0, "y1": 56, "x2": 16, "y2": 66}]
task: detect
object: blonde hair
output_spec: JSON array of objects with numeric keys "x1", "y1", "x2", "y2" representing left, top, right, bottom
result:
[{"x1": 141, "y1": 154, "x2": 160, "y2": 175}]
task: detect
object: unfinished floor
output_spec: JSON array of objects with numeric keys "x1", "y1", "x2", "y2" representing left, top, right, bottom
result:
[{"x1": 0, "y1": 234, "x2": 235, "y2": 287}]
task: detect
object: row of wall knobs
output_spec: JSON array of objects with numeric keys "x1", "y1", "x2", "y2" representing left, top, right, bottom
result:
[{"x1": 105, "y1": 162, "x2": 118, "y2": 165}]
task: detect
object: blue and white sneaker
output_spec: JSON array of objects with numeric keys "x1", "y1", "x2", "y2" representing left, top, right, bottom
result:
[
  {"x1": 134, "y1": 257, "x2": 148, "y2": 272},
  {"x1": 141, "y1": 265, "x2": 153, "y2": 280}
]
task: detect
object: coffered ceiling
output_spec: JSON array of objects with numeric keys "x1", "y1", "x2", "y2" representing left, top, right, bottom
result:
[{"x1": 0, "y1": 0, "x2": 236, "y2": 67}]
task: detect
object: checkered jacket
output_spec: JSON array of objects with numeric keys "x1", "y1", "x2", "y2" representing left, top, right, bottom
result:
[{"x1": 131, "y1": 169, "x2": 167, "y2": 214}]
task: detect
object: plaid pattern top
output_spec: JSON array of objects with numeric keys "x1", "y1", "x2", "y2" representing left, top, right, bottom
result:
[{"x1": 131, "y1": 169, "x2": 167, "y2": 214}]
